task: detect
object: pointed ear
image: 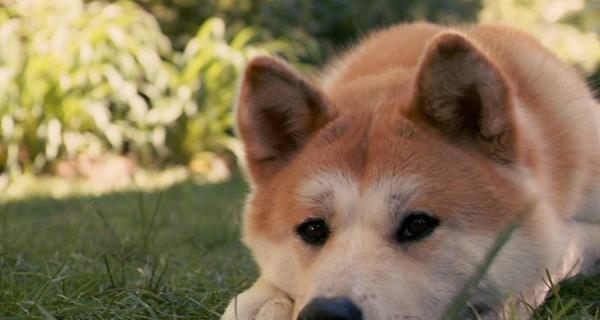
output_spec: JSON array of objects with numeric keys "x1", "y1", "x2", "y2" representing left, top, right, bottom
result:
[
  {"x1": 236, "y1": 56, "x2": 333, "y2": 183},
  {"x1": 410, "y1": 32, "x2": 518, "y2": 163}
]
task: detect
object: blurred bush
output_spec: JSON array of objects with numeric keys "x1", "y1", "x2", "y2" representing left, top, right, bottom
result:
[
  {"x1": 170, "y1": 17, "x2": 314, "y2": 169},
  {"x1": 0, "y1": 0, "x2": 177, "y2": 175},
  {"x1": 480, "y1": 0, "x2": 600, "y2": 72},
  {"x1": 135, "y1": 0, "x2": 482, "y2": 62},
  {"x1": 133, "y1": 0, "x2": 599, "y2": 95},
  {"x1": 0, "y1": 0, "x2": 306, "y2": 177}
]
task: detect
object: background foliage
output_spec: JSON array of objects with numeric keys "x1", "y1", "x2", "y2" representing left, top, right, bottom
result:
[
  {"x1": 0, "y1": 0, "x2": 305, "y2": 179},
  {"x1": 0, "y1": 0, "x2": 598, "y2": 180},
  {"x1": 133, "y1": 0, "x2": 482, "y2": 60},
  {"x1": 480, "y1": 0, "x2": 600, "y2": 72}
]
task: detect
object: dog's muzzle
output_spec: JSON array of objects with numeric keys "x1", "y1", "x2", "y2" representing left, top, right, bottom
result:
[{"x1": 297, "y1": 297, "x2": 363, "y2": 320}]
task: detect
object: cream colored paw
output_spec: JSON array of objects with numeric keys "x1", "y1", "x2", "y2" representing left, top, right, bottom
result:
[
  {"x1": 255, "y1": 297, "x2": 294, "y2": 320},
  {"x1": 221, "y1": 278, "x2": 293, "y2": 320}
]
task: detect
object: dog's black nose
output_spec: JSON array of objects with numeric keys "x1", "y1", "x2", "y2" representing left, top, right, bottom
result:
[{"x1": 297, "y1": 297, "x2": 363, "y2": 320}]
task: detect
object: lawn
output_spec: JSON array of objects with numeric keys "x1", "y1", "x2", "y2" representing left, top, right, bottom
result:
[
  {"x1": 0, "y1": 176, "x2": 598, "y2": 319},
  {"x1": 0, "y1": 176, "x2": 255, "y2": 319}
]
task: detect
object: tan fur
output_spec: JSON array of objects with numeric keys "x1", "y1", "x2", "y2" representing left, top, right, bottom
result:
[{"x1": 224, "y1": 22, "x2": 600, "y2": 320}]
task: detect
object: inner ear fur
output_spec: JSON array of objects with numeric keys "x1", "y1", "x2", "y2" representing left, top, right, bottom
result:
[
  {"x1": 237, "y1": 56, "x2": 333, "y2": 183},
  {"x1": 410, "y1": 32, "x2": 518, "y2": 163}
]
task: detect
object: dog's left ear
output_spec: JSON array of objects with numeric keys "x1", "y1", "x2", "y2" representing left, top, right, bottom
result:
[
  {"x1": 409, "y1": 32, "x2": 518, "y2": 163},
  {"x1": 236, "y1": 56, "x2": 334, "y2": 184}
]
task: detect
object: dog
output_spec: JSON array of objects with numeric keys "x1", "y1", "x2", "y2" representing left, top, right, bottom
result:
[{"x1": 222, "y1": 22, "x2": 600, "y2": 319}]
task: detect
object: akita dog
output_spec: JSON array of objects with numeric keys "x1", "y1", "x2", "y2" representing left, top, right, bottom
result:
[{"x1": 222, "y1": 22, "x2": 600, "y2": 319}]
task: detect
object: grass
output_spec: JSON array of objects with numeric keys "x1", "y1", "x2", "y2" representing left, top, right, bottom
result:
[
  {"x1": 0, "y1": 176, "x2": 254, "y2": 319},
  {"x1": 0, "y1": 175, "x2": 598, "y2": 319}
]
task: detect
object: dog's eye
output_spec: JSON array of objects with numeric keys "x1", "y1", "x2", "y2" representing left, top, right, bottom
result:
[
  {"x1": 397, "y1": 212, "x2": 439, "y2": 242},
  {"x1": 297, "y1": 218, "x2": 330, "y2": 246}
]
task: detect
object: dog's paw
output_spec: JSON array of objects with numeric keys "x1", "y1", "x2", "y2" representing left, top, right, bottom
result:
[
  {"x1": 255, "y1": 296, "x2": 294, "y2": 320},
  {"x1": 221, "y1": 278, "x2": 293, "y2": 320},
  {"x1": 221, "y1": 296, "x2": 293, "y2": 320}
]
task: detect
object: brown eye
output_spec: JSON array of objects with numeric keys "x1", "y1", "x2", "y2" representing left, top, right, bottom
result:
[
  {"x1": 397, "y1": 212, "x2": 439, "y2": 242},
  {"x1": 297, "y1": 219, "x2": 330, "y2": 246}
]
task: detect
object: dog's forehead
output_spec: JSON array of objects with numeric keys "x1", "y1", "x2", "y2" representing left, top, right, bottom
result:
[
  {"x1": 302, "y1": 113, "x2": 454, "y2": 190},
  {"x1": 283, "y1": 115, "x2": 524, "y2": 228},
  {"x1": 296, "y1": 170, "x2": 421, "y2": 222},
  {"x1": 292, "y1": 115, "x2": 440, "y2": 214}
]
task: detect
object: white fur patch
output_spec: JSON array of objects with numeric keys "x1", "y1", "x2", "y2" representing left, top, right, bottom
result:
[
  {"x1": 297, "y1": 171, "x2": 422, "y2": 225},
  {"x1": 297, "y1": 170, "x2": 359, "y2": 222}
]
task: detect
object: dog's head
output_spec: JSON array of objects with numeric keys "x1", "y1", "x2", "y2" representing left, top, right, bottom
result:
[{"x1": 235, "y1": 32, "x2": 560, "y2": 319}]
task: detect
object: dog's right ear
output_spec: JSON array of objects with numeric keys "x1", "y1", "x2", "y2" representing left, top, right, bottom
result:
[{"x1": 236, "y1": 56, "x2": 333, "y2": 184}]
